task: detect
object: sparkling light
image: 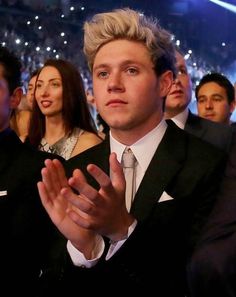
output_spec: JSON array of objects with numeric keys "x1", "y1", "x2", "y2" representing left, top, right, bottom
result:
[
  {"x1": 176, "y1": 40, "x2": 180, "y2": 46},
  {"x1": 209, "y1": 0, "x2": 236, "y2": 13},
  {"x1": 184, "y1": 54, "x2": 190, "y2": 60}
]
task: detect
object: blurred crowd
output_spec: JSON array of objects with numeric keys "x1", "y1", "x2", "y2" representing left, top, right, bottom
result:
[{"x1": 1, "y1": 0, "x2": 235, "y2": 96}]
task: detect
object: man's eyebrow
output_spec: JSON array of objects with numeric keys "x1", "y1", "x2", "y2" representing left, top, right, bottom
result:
[
  {"x1": 93, "y1": 60, "x2": 143, "y2": 71},
  {"x1": 93, "y1": 64, "x2": 109, "y2": 71}
]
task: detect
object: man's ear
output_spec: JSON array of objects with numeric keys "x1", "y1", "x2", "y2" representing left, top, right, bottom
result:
[
  {"x1": 159, "y1": 70, "x2": 173, "y2": 98},
  {"x1": 230, "y1": 100, "x2": 236, "y2": 114},
  {"x1": 10, "y1": 87, "x2": 23, "y2": 109}
]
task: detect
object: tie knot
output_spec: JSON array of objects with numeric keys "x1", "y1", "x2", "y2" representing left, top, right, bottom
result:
[{"x1": 122, "y1": 147, "x2": 136, "y2": 169}]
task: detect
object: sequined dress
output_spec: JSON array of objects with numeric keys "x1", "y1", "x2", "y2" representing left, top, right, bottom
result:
[{"x1": 39, "y1": 128, "x2": 83, "y2": 160}]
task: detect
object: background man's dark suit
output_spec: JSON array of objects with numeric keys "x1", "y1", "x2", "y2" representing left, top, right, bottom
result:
[
  {"x1": 0, "y1": 128, "x2": 65, "y2": 296},
  {"x1": 187, "y1": 130, "x2": 236, "y2": 297},
  {"x1": 185, "y1": 111, "x2": 233, "y2": 152},
  {"x1": 41, "y1": 120, "x2": 227, "y2": 296}
]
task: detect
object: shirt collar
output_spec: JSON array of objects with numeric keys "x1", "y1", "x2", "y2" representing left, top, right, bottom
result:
[
  {"x1": 110, "y1": 119, "x2": 167, "y2": 172},
  {"x1": 171, "y1": 108, "x2": 189, "y2": 129}
]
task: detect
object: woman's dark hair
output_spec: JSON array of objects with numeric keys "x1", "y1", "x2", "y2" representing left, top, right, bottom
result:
[{"x1": 27, "y1": 59, "x2": 97, "y2": 147}]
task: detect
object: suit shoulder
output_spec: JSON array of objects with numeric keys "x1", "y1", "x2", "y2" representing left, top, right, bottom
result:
[
  {"x1": 186, "y1": 130, "x2": 227, "y2": 166},
  {"x1": 168, "y1": 120, "x2": 226, "y2": 159},
  {"x1": 186, "y1": 114, "x2": 233, "y2": 152},
  {"x1": 65, "y1": 140, "x2": 107, "y2": 174},
  {"x1": 20, "y1": 142, "x2": 64, "y2": 165}
]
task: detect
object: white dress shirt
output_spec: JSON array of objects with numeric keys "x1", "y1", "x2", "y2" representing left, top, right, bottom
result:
[
  {"x1": 170, "y1": 108, "x2": 189, "y2": 130},
  {"x1": 68, "y1": 119, "x2": 168, "y2": 267}
]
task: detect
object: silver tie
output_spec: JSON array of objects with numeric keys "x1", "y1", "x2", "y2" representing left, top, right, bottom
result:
[{"x1": 121, "y1": 147, "x2": 137, "y2": 211}]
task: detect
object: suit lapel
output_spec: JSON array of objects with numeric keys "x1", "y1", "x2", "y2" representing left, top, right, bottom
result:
[
  {"x1": 131, "y1": 121, "x2": 187, "y2": 221},
  {"x1": 185, "y1": 111, "x2": 207, "y2": 139}
]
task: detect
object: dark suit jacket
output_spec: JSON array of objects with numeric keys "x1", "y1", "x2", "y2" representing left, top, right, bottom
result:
[
  {"x1": 185, "y1": 111, "x2": 233, "y2": 153},
  {"x1": 41, "y1": 120, "x2": 227, "y2": 296},
  {"x1": 187, "y1": 130, "x2": 236, "y2": 297},
  {"x1": 0, "y1": 128, "x2": 65, "y2": 296}
]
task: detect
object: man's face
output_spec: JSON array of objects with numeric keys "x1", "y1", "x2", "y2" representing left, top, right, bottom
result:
[
  {"x1": 26, "y1": 75, "x2": 37, "y2": 110},
  {"x1": 165, "y1": 51, "x2": 192, "y2": 117},
  {"x1": 197, "y1": 81, "x2": 235, "y2": 124},
  {"x1": 92, "y1": 39, "x2": 172, "y2": 141},
  {"x1": 0, "y1": 65, "x2": 11, "y2": 131}
]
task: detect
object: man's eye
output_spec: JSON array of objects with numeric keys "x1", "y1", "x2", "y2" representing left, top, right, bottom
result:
[
  {"x1": 177, "y1": 69, "x2": 187, "y2": 75},
  {"x1": 127, "y1": 68, "x2": 138, "y2": 74},
  {"x1": 98, "y1": 71, "x2": 108, "y2": 78}
]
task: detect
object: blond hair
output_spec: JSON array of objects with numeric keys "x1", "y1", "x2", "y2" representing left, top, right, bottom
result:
[{"x1": 83, "y1": 8, "x2": 176, "y2": 76}]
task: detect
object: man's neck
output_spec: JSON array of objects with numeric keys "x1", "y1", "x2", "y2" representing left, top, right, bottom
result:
[
  {"x1": 110, "y1": 119, "x2": 163, "y2": 146},
  {"x1": 164, "y1": 109, "x2": 183, "y2": 119}
]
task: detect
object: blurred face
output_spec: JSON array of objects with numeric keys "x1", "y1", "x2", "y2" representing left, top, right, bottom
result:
[
  {"x1": 165, "y1": 51, "x2": 192, "y2": 118},
  {"x1": 197, "y1": 82, "x2": 235, "y2": 124},
  {"x1": 26, "y1": 75, "x2": 37, "y2": 110},
  {"x1": 35, "y1": 66, "x2": 63, "y2": 118},
  {"x1": 92, "y1": 39, "x2": 172, "y2": 142},
  {"x1": 0, "y1": 65, "x2": 11, "y2": 131}
]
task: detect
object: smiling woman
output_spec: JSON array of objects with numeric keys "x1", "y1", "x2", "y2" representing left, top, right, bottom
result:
[{"x1": 26, "y1": 59, "x2": 102, "y2": 159}]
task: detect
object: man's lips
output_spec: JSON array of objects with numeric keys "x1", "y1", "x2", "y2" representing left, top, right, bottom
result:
[
  {"x1": 203, "y1": 114, "x2": 215, "y2": 118},
  {"x1": 106, "y1": 99, "x2": 127, "y2": 106},
  {"x1": 169, "y1": 90, "x2": 183, "y2": 95}
]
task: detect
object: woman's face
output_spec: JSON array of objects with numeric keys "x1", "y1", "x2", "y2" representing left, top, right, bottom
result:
[{"x1": 35, "y1": 66, "x2": 63, "y2": 117}]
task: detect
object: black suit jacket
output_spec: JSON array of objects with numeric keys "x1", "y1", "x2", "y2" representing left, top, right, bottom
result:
[
  {"x1": 41, "y1": 121, "x2": 227, "y2": 296},
  {"x1": 187, "y1": 130, "x2": 236, "y2": 297},
  {"x1": 185, "y1": 111, "x2": 233, "y2": 152},
  {"x1": 0, "y1": 129, "x2": 65, "y2": 296}
]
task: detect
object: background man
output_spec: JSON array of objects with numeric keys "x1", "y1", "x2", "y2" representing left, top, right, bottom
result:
[
  {"x1": 196, "y1": 72, "x2": 235, "y2": 125},
  {"x1": 165, "y1": 49, "x2": 232, "y2": 152},
  {"x1": 0, "y1": 45, "x2": 64, "y2": 296}
]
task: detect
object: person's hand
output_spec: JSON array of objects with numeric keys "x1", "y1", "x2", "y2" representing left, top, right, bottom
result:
[
  {"x1": 62, "y1": 152, "x2": 135, "y2": 242},
  {"x1": 37, "y1": 159, "x2": 97, "y2": 258}
]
